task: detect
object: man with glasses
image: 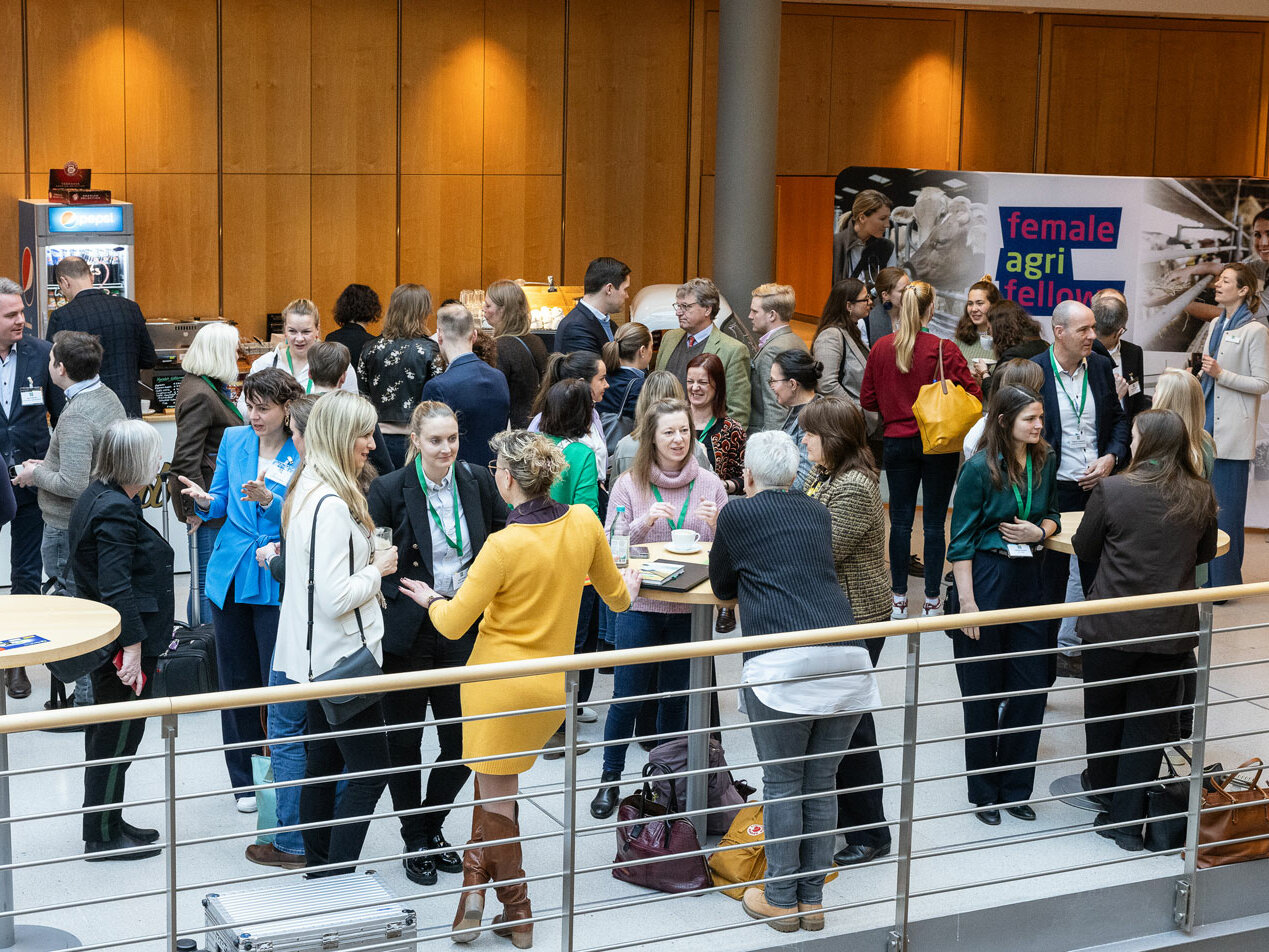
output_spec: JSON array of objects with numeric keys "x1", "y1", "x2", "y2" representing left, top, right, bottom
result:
[
  {"x1": 747, "y1": 283, "x2": 808, "y2": 433},
  {"x1": 654, "y1": 277, "x2": 751, "y2": 427}
]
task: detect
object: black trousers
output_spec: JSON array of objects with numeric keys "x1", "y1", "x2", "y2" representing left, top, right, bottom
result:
[
  {"x1": 836, "y1": 637, "x2": 890, "y2": 848},
  {"x1": 83, "y1": 656, "x2": 158, "y2": 843},
  {"x1": 9, "y1": 490, "x2": 43, "y2": 595},
  {"x1": 301, "y1": 699, "x2": 390, "y2": 874},
  {"x1": 953, "y1": 552, "x2": 1049, "y2": 807},
  {"x1": 1083, "y1": 647, "x2": 1185, "y2": 829},
  {"x1": 1040, "y1": 480, "x2": 1098, "y2": 679},
  {"x1": 382, "y1": 632, "x2": 473, "y2": 848}
]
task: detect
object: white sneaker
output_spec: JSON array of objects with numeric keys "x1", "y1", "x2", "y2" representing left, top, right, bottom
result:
[
  {"x1": 921, "y1": 598, "x2": 943, "y2": 617},
  {"x1": 890, "y1": 596, "x2": 908, "y2": 620},
  {"x1": 576, "y1": 707, "x2": 598, "y2": 724},
  {"x1": 236, "y1": 796, "x2": 258, "y2": 814}
]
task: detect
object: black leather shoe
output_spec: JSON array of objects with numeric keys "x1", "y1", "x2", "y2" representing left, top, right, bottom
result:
[
  {"x1": 1006, "y1": 805, "x2": 1036, "y2": 821},
  {"x1": 1080, "y1": 768, "x2": 1112, "y2": 810},
  {"x1": 85, "y1": 831, "x2": 161, "y2": 861},
  {"x1": 974, "y1": 808, "x2": 1001, "y2": 826},
  {"x1": 908, "y1": 555, "x2": 925, "y2": 578},
  {"x1": 715, "y1": 607, "x2": 737, "y2": 633},
  {"x1": 425, "y1": 831, "x2": 462, "y2": 874},
  {"x1": 590, "y1": 772, "x2": 621, "y2": 819},
  {"x1": 121, "y1": 820, "x2": 160, "y2": 844},
  {"x1": 403, "y1": 850, "x2": 437, "y2": 886},
  {"x1": 6, "y1": 667, "x2": 31, "y2": 699},
  {"x1": 1094, "y1": 812, "x2": 1144, "y2": 852},
  {"x1": 833, "y1": 843, "x2": 891, "y2": 866}
]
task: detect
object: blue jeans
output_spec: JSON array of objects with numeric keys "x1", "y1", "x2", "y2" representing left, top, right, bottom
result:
[
  {"x1": 743, "y1": 688, "x2": 858, "y2": 907},
  {"x1": 267, "y1": 669, "x2": 307, "y2": 856},
  {"x1": 187, "y1": 522, "x2": 218, "y2": 626},
  {"x1": 883, "y1": 435, "x2": 958, "y2": 599},
  {"x1": 602, "y1": 611, "x2": 692, "y2": 774},
  {"x1": 1210, "y1": 458, "x2": 1248, "y2": 587}
]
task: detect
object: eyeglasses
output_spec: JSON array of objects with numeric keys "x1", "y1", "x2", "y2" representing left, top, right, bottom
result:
[
  {"x1": 487, "y1": 462, "x2": 503, "y2": 476},
  {"x1": 768, "y1": 377, "x2": 790, "y2": 387},
  {"x1": 672, "y1": 300, "x2": 701, "y2": 312},
  {"x1": 853, "y1": 296, "x2": 872, "y2": 304}
]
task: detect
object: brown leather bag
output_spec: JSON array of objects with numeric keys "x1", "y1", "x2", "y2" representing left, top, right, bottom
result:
[{"x1": 1197, "y1": 758, "x2": 1269, "y2": 869}]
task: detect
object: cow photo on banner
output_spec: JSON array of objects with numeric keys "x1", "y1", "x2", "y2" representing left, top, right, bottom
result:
[{"x1": 833, "y1": 167, "x2": 1269, "y2": 527}]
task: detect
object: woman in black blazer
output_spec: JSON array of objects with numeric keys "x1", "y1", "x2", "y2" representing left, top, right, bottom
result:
[
  {"x1": 366, "y1": 401, "x2": 504, "y2": 887},
  {"x1": 68, "y1": 420, "x2": 174, "y2": 861}
]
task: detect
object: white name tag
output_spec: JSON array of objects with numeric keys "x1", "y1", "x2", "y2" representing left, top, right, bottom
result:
[
  {"x1": 1006, "y1": 543, "x2": 1034, "y2": 559},
  {"x1": 19, "y1": 387, "x2": 42, "y2": 407},
  {"x1": 1226, "y1": 335, "x2": 1242, "y2": 345},
  {"x1": 1128, "y1": 380, "x2": 1142, "y2": 396},
  {"x1": 263, "y1": 456, "x2": 297, "y2": 485}
]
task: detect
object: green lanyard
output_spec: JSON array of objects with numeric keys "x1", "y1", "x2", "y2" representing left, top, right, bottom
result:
[
  {"x1": 650, "y1": 481, "x2": 694, "y2": 530},
  {"x1": 285, "y1": 347, "x2": 313, "y2": 394},
  {"x1": 201, "y1": 375, "x2": 243, "y2": 421},
  {"x1": 1010, "y1": 454, "x2": 1033, "y2": 521},
  {"x1": 696, "y1": 418, "x2": 715, "y2": 444},
  {"x1": 416, "y1": 458, "x2": 463, "y2": 553},
  {"x1": 1049, "y1": 349, "x2": 1087, "y2": 423}
]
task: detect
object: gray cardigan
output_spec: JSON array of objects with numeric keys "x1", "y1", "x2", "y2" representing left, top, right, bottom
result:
[{"x1": 31, "y1": 384, "x2": 126, "y2": 529}]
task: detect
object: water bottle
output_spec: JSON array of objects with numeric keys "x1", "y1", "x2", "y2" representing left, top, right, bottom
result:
[{"x1": 610, "y1": 506, "x2": 630, "y2": 568}]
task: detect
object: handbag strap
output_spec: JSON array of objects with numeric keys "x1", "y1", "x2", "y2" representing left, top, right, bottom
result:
[
  {"x1": 616, "y1": 376, "x2": 637, "y2": 417},
  {"x1": 305, "y1": 494, "x2": 368, "y2": 680},
  {"x1": 936, "y1": 338, "x2": 950, "y2": 394},
  {"x1": 644, "y1": 760, "x2": 681, "y2": 812},
  {"x1": 1215, "y1": 757, "x2": 1265, "y2": 792}
]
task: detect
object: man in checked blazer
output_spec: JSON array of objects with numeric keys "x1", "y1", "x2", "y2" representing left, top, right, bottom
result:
[
  {"x1": 654, "y1": 277, "x2": 751, "y2": 427},
  {"x1": 46, "y1": 256, "x2": 156, "y2": 418}
]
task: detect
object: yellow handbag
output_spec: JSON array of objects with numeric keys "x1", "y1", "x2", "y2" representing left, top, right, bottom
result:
[
  {"x1": 707, "y1": 804, "x2": 837, "y2": 900},
  {"x1": 912, "y1": 339, "x2": 982, "y2": 455}
]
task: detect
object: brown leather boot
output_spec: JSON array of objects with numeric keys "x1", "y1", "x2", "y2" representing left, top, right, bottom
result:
[
  {"x1": 451, "y1": 780, "x2": 493, "y2": 944},
  {"x1": 485, "y1": 808, "x2": 532, "y2": 949}
]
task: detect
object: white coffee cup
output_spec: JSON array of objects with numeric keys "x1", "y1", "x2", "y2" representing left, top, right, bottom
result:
[{"x1": 669, "y1": 529, "x2": 700, "y2": 550}]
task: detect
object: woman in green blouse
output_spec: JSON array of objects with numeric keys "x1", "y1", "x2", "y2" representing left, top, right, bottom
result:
[
  {"x1": 947, "y1": 385, "x2": 1060, "y2": 826},
  {"x1": 539, "y1": 379, "x2": 600, "y2": 516}
]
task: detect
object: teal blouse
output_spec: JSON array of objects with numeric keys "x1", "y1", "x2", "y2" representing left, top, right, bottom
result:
[
  {"x1": 948, "y1": 451, "x2": 1061, "y2": 562},
  {"x1": 546, "y1": 436, "x2": 600, "y2": 516}
]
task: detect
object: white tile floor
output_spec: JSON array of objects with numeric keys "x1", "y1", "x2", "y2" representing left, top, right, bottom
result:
[{"x1": 5, "y1": 528, "x2": 1269, "y2": 951}]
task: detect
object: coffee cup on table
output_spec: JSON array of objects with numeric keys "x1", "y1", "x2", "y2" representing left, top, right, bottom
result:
[{"x1": 669, "y1": 529, "x2": 700, "y2": 550}]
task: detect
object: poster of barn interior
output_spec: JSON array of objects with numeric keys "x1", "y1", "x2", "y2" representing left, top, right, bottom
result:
[{"x1": 834, "y1": 166, "x2": 1269, "y2": 525}]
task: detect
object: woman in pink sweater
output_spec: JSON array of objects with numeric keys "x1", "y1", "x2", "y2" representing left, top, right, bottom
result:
[{"x1": 590, "y1": 398, "x2": 728, "y2": 819}]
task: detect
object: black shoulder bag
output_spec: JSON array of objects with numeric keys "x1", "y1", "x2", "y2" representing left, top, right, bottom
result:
[{"x1": 307, "y1": 494, "x2": 383, "y2": 725}]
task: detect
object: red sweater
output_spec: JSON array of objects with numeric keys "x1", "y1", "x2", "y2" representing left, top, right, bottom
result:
[{"x1": 860, "y1": 331, "x2": 982, "y2": 439}]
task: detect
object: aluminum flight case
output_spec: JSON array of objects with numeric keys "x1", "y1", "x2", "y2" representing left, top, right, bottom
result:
[{"x1": 203, "y1": 870, "x2": 417, "y2": 951}]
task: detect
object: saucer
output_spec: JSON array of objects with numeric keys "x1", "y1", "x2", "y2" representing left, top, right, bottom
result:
[{"x1": 665, "y1": 543, "x2": 702, "y2": 555}]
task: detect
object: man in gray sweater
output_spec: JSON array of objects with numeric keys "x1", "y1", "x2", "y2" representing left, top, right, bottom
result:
[{"x1": 17, "y1": 331, "x2": 126, "y2": 594}]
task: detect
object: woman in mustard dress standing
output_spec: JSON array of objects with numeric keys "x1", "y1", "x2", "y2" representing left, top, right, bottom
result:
[{"x1": 401, "y1": 429, "x2": 639, "y2": 949}]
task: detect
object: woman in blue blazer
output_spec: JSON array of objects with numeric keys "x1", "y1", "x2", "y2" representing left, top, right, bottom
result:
[{"x1": 180, "y1": 368, "x2": 304, "y2": 809}]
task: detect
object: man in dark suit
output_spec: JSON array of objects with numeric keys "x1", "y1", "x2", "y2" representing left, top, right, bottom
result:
[
  {"x1": 0, "y1": 279, "x2": 55, "y2": 698},
  {"x1": 553, "y1": 256, "x2": 630, "y2": 354},
  {"x1": 367, "y1": 439, "x2": 504, "y2": 885},
  {"x1": 1032, "y1": 299, "x2": 1130, "y2": 679},
  {"x1": 1091, "y1": 289, "x2": 1150, "y2": 426},
  {"x1": 421, "y1": 303, "x2": 510, "y2": 468},
  {"x1": 46, "y1": 255, "x2": 156, "y2": 418}
]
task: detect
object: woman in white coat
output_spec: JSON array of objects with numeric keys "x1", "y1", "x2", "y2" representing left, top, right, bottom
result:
[
  {"x1": 1201, "y1": 262, "x2": 1269, "y2": 588},
  {"x1": 274, "y1": 391, "x2": 399, "y2": 875}
]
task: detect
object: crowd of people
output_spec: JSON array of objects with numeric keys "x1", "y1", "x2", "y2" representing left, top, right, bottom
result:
[{"x1": 0, "y1": 232, "x2": 1260, "y2": 942}]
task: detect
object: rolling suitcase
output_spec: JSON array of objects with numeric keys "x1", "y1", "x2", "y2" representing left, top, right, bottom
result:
[
  {"x1": 155, "y1": 527, "x2": 219, "y2": 698},
  {"x1": 203, "y1": 871, "x2": 417, "y2": 952}
]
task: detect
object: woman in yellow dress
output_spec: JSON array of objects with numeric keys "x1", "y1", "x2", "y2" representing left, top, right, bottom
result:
[{"x1": 400, "y1": 429, "x2": 639, "y2": 949}]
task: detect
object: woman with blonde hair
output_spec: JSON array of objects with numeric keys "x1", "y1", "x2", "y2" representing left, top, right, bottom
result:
[
  {"x1": 358, "y1": 283, "x2": 441, "y2": 467},
  {"x1": 272, "y1": 390, "x2": 399, "y2": 875},
  {"x1": 399, "y1": 429, "x2": 640, "y2": 948},
  {"x1": 861, "y1": 280, "x2": 980, "y2": 618},
  {"x1": 833, "y1": 189, "x2": 896, "y2": 287},
  {"x1": 243, "y1": 299, "x2": 361, "y2": 406},
  {"x1": 485, "y1": 280, "x2": 548, "y2": 427},
  {"x1": 610, "y1": 370, "x2": 710, "y2": 483}
]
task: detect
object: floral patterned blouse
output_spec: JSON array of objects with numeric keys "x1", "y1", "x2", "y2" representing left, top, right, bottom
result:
[
  {"x1": 357, "y1": 335, "x2": 441, "y2": 425},
  {"x1": 698, "y1": 416, "x2": 747, "y2": 494}
]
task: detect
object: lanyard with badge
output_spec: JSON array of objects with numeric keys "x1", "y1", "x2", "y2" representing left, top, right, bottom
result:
[
  {"x1": 696, "y1": 418, "x2": 715, "y2": 444},
  {"x1": 201, "y1": 375, "x2": 244, "y2": 422},
  {"x1": 1050, "y1": 350, "x2": 1090, "y2": 452},
  {"x1": 1006, "y1": 455, "x2": 1035, "y2": 558},
  {"x1": 651, "y1": 481, "x2": 694, "y2": 530},
  {"x1": 285, "y1": 347, "x2": 314, "y2": 394},
  {"x1": 18, "y1": 375, "x2": 42, "y2": 408},
  {"x1": 417, "y1": 458, "x2": 467, "y2": 592}
]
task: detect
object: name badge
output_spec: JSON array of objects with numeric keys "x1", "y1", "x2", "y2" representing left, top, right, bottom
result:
[
  {"x1": 434, "y1": 567, "x2": 469, "y2": 597},
  {"x1": 263, "y1": 456, "x2": 297, "y2": 485},
  {"x1": 19, "y1": 387, "x2": 42, "y2": 407},
  {"x1": 1006, "y1": 543, "x2": 1034, "y2": 559},
  {"x1": 1226, "y1": 334, "x2": 1242, "y2": 345},
  {"x1": 1128, "y1": 380, "x2": 1142, "y2": 396}
]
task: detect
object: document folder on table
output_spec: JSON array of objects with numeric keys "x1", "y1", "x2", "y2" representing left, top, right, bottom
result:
[{"x1": 639, "y1": 561, "x2": 711, "y2": 593}]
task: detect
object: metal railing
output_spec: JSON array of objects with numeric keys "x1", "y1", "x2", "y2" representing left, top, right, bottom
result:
[{"x1": 1, "y1": 581, "x2": 1268, "y2": 951}]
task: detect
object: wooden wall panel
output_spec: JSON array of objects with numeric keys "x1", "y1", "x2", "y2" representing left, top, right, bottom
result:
[
  {"x1": 0, "y1": 174, "x2": 25, "y2": 277},
  {"x1": 310, "y1": 175, "x2": 397, "y2": 316},
  {"x1": 775, "y1": 176, "x2": 835, "y2": 320},
  {"x1": 401, "y1": 0, "x2": 484, "y2": 174},
  {"x1": 481, "y1": 175, "x2": 562, "y2": 285},
  {"x1": 221, "y1": 175, "x2": 311, "y2": 339},
  {"x1": 701, "y1": 11, "x2": 718, "y2": 177},
  {"x1": 1043, "y1": 24, "x2": 1159, "y2": 176},
  {"x1": 399, "y1": 175, "x2": 482, "y2": 303},
  {"x1": 26, "y1": 0, "x2": 126, "y2": 173},
  {"x1": 776, "y1": 14, "x2": 833, "y2": 175},
  {"x1": 0, "y1": 0, "x2": 24, "y2": 173},
  {"x1": 698, "y1": 174, "x2": 714, "y2": 278},
  {"x1": 961, "y1": 11, "x2": 1040, "y2": 173},
  {"x1": 828, "y1": 13, "x2": 961, "y2": 171},
  {"x1": 312, "y1": 0, "x2": 397, "y2": 174},
  {"x1": 127, "y1": 174, "x2": 219, "y2": 317},
  {"x1": 1154, "y1": 29, "x2": 1264, "y2": 177},
  {"x1": 564, "y1": 0, "x2": 692, "y2": 288},
  {"x1": 221, "y1": 0, "x2": 311, "y2": 174},
  {"x1": 484, "y1": 0, "x2": 566, "y2": 175},
  {"x1": 123, "y1": 1, "x2": 218, "y2": 174}
]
